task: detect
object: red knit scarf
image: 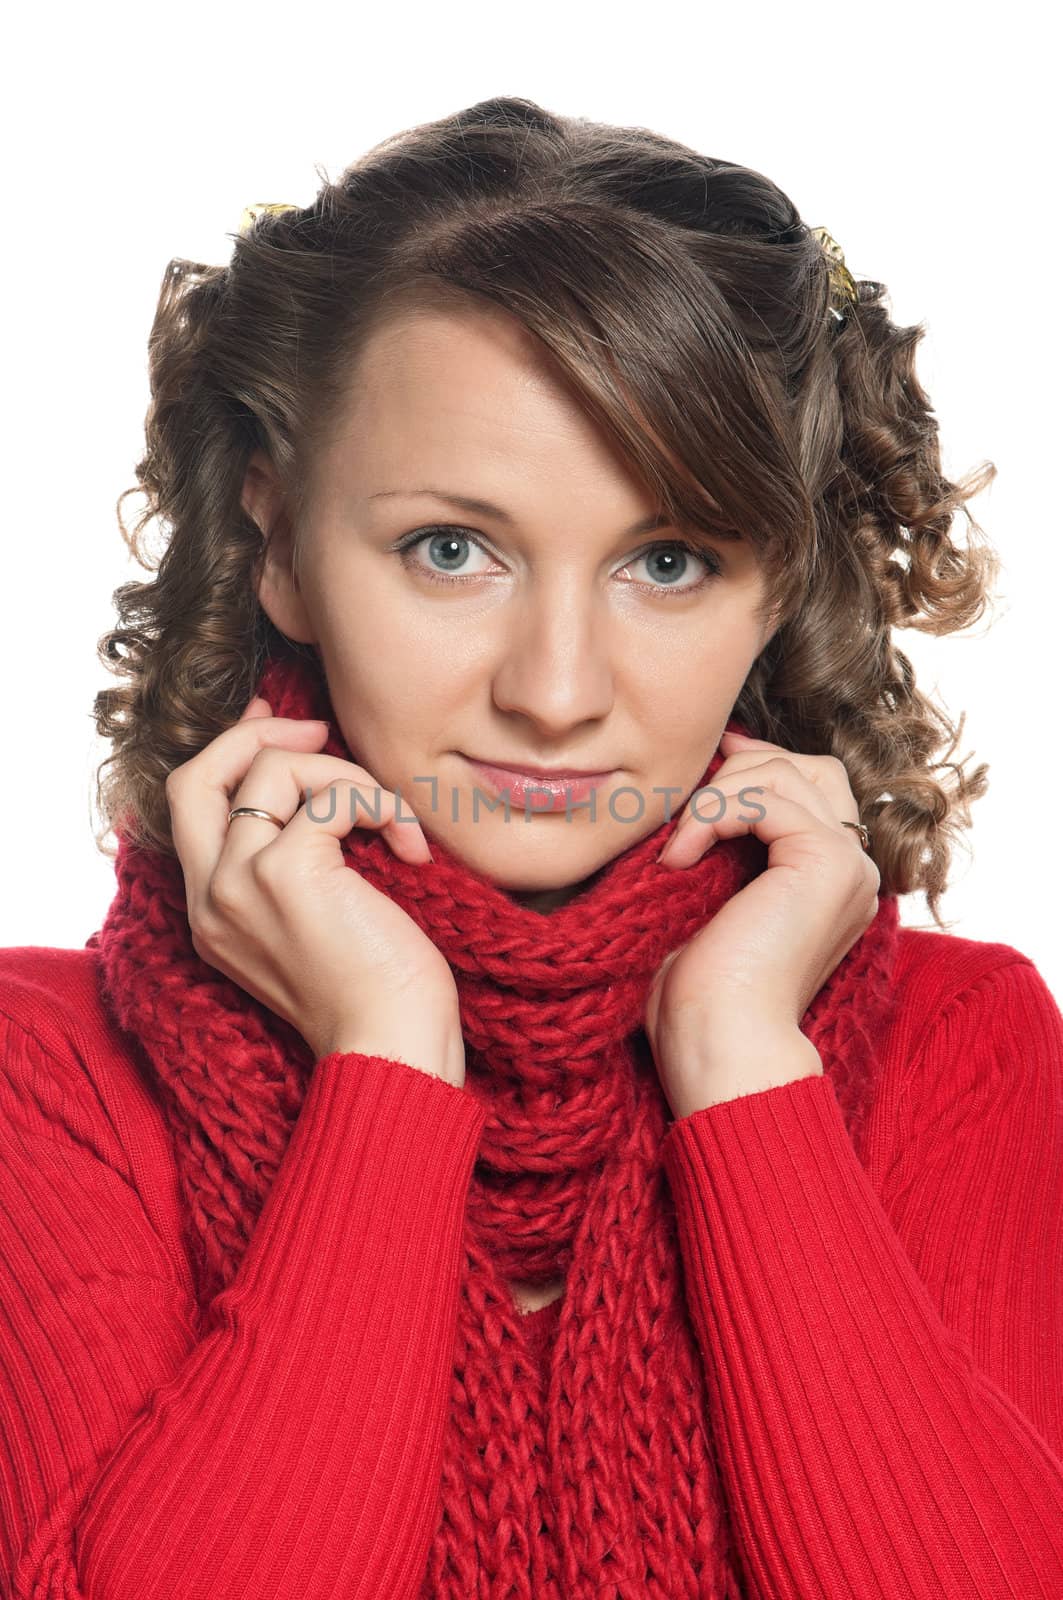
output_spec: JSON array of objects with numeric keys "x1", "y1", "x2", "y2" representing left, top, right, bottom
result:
[{"x1": 92, "y1": 652, "x2": 902, "y2": 1599}]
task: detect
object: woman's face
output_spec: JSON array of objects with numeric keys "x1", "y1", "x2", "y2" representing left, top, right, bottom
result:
[{"x1": 244, "y1": 301, "x2": 777, "y2": 911}]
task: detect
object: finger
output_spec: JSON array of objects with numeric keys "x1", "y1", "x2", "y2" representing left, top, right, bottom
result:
[
  {"x1": 706, "y1": 754, "x2": 840, "y2": 831},
  {"x1": 718, "y1": 734, "x2": 854, "y2": 808},
  {"x1": 239, "y1": 695, "x2": 275, "y2": 722},
  {"x1": 659, "y1": 772, "x2": 848, "y2": 870},
  {"x1": 718, "y1": 729, "x2": 777, "y2": 748},
  {"x1": 668, "y1": 758, "x2": 843, "y2": 857},
  {"x1": 222, "y1": 750, "x2": 432, "y2": 872},
  {"x1": 167, "y1": 716, "x2": 332, "y2": 891},
  {"x1": 259, "y1": 770, "x2": 433, "y2": 869}
]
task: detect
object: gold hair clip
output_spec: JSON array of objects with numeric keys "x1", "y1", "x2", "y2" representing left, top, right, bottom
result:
[
  {"x1": 238, "y1": 201, "x2": 300, "y2": 236},
  {"x1": 810, "y1": 225, "x2": 859, "y2": 322}
]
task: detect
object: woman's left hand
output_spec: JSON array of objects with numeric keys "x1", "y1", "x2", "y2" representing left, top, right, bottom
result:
[{"x1": 643, "y1": 730, "x2": 882, "y2": 1118}]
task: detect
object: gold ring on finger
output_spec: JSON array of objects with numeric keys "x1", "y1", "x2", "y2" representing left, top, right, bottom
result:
[{"x1": 227, "y1": 805, "x2": 286, "y2": 830}]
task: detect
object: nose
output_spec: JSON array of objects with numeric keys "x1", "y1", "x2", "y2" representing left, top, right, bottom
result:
[{"x1": 490, "y1": 585, "x2": 615, "y2": 737}]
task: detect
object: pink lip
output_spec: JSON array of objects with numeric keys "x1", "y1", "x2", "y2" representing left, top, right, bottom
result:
[
  {"x1": 469, "y1": 756, "x2": 615, "y2": 778},
  {"x1": 464, "y1": 756, "x2": 617, "y2": 811}
]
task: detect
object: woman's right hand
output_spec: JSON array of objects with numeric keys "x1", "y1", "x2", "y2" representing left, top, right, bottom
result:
[{"x1": 164, "y1": 694, "x2": 466, "y2": 1087}]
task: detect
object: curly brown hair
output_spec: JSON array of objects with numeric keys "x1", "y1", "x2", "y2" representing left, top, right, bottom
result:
[{"x1": 93, "y1": 94, "x2": 1001, "y2": 930}]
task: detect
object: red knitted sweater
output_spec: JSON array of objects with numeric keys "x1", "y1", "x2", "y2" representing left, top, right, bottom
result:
[{"x1": 1, "y1": 928, "x2": 1061, "y2": 1597}]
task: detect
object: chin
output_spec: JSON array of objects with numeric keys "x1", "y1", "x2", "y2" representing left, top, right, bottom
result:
[{"x1": 437, "y1": 819, "x2": 640, "y2": 894}]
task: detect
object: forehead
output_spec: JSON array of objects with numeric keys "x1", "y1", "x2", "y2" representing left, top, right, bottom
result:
[
  {"x1": 352, "y1": 302, "x2": 580, "y2": 422},
  {"x1": 324, "y1": 301, "x2": 646, "y2": 496}
]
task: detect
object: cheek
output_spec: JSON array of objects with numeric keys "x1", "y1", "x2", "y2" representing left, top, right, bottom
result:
[
  {"x1": 630, "y1": 623, "x2": 758, "y2": 723},
  {"x1": 320, "y1": 618, "x2": 483, "y2": 755}
]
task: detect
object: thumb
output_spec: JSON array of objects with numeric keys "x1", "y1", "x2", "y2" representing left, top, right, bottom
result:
[
  {"x1": 644, "y1": 945, "x2": 683, "y2": 1041},
  {"x1": 239, "y1": 695, "x2": 273, "y2": 721},
  {"x1": 658, "y1": 947, "x2": 683, "y2": 982}
]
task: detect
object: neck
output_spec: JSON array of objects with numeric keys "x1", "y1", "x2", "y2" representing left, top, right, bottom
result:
[{"x1": 507, "y1": 866, "x2": 609, "y2": 915}]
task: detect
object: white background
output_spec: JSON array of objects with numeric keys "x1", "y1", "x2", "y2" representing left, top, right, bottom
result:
[{"x1": 3, "y1": 2, "x2": 1059, "y2": 997}]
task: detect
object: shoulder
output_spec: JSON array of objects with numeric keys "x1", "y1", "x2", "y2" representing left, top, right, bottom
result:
[
  {"x1": 0, "y1": 943, "x2": 133, "y2": 1141},
  {"x1": 872, "y1": 927, "x2": 1063, "y2": 1148},
  {"x1": 0, "y1": 941, "x2": 112, "y2": 1047},
  {"x1": 0, "y1": 940, "x2": 198, "y2": 1305},
  {"x1": 0, "y1": 943, "x2": 157, "y2": 1155},
  {"x1": 0, "y1": 942, "x2": 130, "y2": 1111},
  {"x1": 859, "y1": 927, "x2": 1063, "y2": 1189},
  {"x1": 0, "y1": 942, "x2": 193, "y2": 1283},
  {"x1": 894, "y1": 923, "x2": 1048, "y2": 1001},
  {"x1": 890, "y1": 925, "x2": 1061, "y2": 1066}
]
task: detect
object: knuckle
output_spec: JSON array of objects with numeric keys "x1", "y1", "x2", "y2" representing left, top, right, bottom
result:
[
  {"x1": 302, "y1": 777, "x2": 344, "y2": 819},
  {"x1": 853, "y1": 852, "x2": 879, "y2": 897},
  {"x1": 248, "y1": 844, "x2": 285, "y2": 888},
  {"x1": 164, "y1": 763, "x2": 187, "y2": 803},
  {"x1": 189, "y1": 924, "x2": 215, "y2": 964},
  {"x1": 187, "y1": 901, "x2": 222, "y2": 960},
  {"x1": 336, "y1": 765, "x2": 382, "y2": 803},
  {"x1": 206, "y1": 867, "x2": 244, "y2": 918},
  {"x1": 841, "y1": 836, "x2": 864, "y2": 871},
  {"x1": 830, "y1": 834, "x2": 866, "y2": 882},
  {"x1": 245, "y1": 745, "x2": 288, "y2": 783}
]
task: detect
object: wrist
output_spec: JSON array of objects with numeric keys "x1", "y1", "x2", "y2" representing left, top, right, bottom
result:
[
  {"x1": 659, "y1": 1022, "x2": 823, "y2": 1119},
  {"x1": 310, "y1": 1014, "x2": 466, "y2": 1085}
]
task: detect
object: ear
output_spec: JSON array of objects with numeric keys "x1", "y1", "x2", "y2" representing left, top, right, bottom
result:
[
  {"x1": 241, "y1": 448, "x2": 318, "y2": 645},
  {"x1": 757, "y1": 593, "x2": 785, "y2": 652}
]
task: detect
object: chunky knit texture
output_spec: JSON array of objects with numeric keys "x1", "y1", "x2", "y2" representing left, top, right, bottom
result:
[
  {"x1": 91, "y1": 653, "x2": 903, "y2": 1598},
  {"x1": 2, "y1": 651, "x2": 1061, "y2": 1597}
]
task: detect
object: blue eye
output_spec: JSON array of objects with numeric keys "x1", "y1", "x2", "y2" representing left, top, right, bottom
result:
[
  {"x1": 632, "y1": 541, "x2": 722, "y2": 592},
  {"x1": 399, "y1": 528, "x2": 490, "y2": 579},
  {"x1": 392, "y1": 525, "x2": 722, "y2": 597}
]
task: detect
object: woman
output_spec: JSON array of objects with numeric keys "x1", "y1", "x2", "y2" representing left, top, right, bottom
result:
[{"x1": 1, "y1": 95, "x2": 1059, "y2": 1600}]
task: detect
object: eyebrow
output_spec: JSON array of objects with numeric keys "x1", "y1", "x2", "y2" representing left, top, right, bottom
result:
[{"x1": 367, "y1": 487, "x2": 676, "y2": 540}]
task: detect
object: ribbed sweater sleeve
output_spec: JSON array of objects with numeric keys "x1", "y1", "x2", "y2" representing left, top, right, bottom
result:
[
  {"x1": 0, "y1": 1009, "x2": 487, "y2": 1600},
  {"x1": 659, "y1": 955, "x2": 1063, "y2": 1600}
]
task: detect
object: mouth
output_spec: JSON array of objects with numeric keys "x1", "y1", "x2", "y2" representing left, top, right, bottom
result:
[
  {"x1": 465, "y1": 756, "x2": 617, "y2": 779},
  {"x1": 461, "y1": 755, "x2": 618, "y2": 811}
]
